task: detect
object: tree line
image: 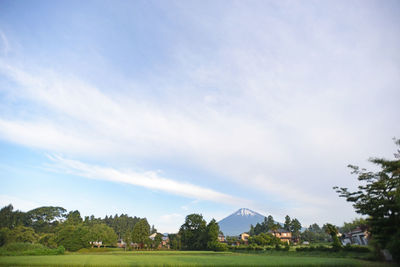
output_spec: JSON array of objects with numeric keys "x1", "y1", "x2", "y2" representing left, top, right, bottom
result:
[{"x1": 0, "y1": 205, "x2": 157, "y2": 251}]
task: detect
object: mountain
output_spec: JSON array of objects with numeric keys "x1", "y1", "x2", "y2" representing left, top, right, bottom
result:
[{"x1": 218, "y1": 208, "x2": 265, "y2": 236}]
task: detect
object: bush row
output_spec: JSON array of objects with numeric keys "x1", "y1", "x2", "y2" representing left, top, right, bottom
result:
[
  {"x1": 231, "y1": 244, "x2": 290, "y2": 252},
  {"x1": 296, "y1": 244, "x2": 370, "y2": 253},
  {"x1": 0, "y1": 242, "x2": 65, "y2": 256}
]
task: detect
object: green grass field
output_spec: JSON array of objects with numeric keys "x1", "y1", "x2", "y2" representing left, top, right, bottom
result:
[{"x1": 0, "y1": 250, "x2": 394, "y2": 266}]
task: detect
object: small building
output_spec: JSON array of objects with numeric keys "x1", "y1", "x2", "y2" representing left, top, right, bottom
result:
[
  {"x1": 239, "y1": 232, "x2": 249, "y2": 241},
  {"x1": 239, "y1": 233, "x2": 249, "y2": 244},
  {"x1": 149, "y1": 233, "x2": 157, "y2": 240},
  {"x1": 268, "y1": 229, "x2": 292, "y2": 244},
  {"x1": 117, "y1": 239, "x2": 126, "y2": 248},
  {"x1": 162, "y1": 235, "x2": 170, "y2": 249},
  {"x1": 218, "y1": 234, "x2": 225, "y2": 242},
  {"x1": 90, "y1": 241, "x2": 103, "y2": 248},
  {"x1": 342, "y1": 227, "x2": 369, "y2": 246}
]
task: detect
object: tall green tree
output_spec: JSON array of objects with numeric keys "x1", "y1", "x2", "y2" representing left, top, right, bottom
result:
[
  {"x1": 290, "y1": 218, "x2": 302, "y2": 241},
  {"x1": 87, "y1": 223, "x2": 117, "y2": 247},
  {"x1": 334, "y1": 139, "x2": 400, "y2": 260},
  {"x1": 324, "y1": 223, "x2": 341, "y2": 250},
  {"x1": 27, "y1": 206, "x2": 66, "y2": 233},
  {"x1": 132, "y1": 218, "x2": 150, "y2": 249},
  {"x1": 265, "y1": 215, "x2": 275, "y2": 231},
  {"x1": 56, "y1": 224, "x2": 90, "y2": 251},
  {"x1": 153, "y1": 233, "x2": 163, "y2": 249},
  {"x1": 0, "y1": 204, "x2": 28, "y2": 229},
  {"x1": 2, "y1": 226, "x2": 38, "y2": 244},
  {"x1": 205, "y1": 219, "x2": 220, "y2": 250},
  {"x1": 284, "y1": 215, "x2": 291, "y2": 231},
  {"x1": 300, "y1": 223, "x2": 330, "y2": 243},
  {"x1": 168, "y1": 233, "x2": 181, "y2": 250},
  {"x1": 65, "y1": 210, "x2": 83, "y2": 225},
  {"x1": 179, "y1": 214, "x2": 207, "y2": 250}
]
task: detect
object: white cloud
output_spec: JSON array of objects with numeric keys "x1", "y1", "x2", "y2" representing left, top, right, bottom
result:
[
  {"x1": 47, "y1": 155, "x2": 248, "y2": 206},
  {"x1": 0, "y1": 195, "x2": 40, "y2": 211},
  {"x1": 156, "y1": 213, "x2": 184, "y2": 233},
  {"x1": 0, "y1": 31, "x2": 10, "y2": 55}
]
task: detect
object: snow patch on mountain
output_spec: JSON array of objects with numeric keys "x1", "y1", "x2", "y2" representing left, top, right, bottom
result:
[{"x1": 235, "y1": 208, "x2": 257, "y2": 217}]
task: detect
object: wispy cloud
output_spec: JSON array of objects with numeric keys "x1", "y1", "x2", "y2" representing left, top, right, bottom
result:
[
  {"x1": 0, "y1": 31, "x2": 9, "y2": 55},
  {"x1": 47, "y1": 155, "x2": 248, "y2": 206}
]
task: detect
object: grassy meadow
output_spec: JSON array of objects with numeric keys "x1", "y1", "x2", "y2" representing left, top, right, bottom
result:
[{"x1": 0, "y1": 250, "x2": 394, "y2": 266}]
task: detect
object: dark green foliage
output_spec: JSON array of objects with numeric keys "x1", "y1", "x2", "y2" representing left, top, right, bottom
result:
[
  {"x1": 103, "y1": 214, "x2": 141, "y2": 240},
  {"x1": 206, "y1": 219, "x2": 220, "y2": 251},
  {"x1": 207, "y1": 241, "x2": 228, "y2": 251},
  {"x1": 0, "y1": 204, "x2": 28, "y2": 229},
  {"x1": 27, "y1": 206, "x2": 66, "y2": 233},
  {"x1": 0, "y1": 228, "x2": 10, "y2": 246},
  {"x1": 343, "y1": 244, "x2": 371, "y2": 253},
  {"x1": 56, "y1": 224, "x2": 90, "y2": 251},
  {"x1": 334, "y1": 139, "x2": 400, "y2": 261},
  {"x1": 324, "y1": 223, "x2": 342, "y2": 251},
  {"x1": 132, "y1": 218, "x2": 150, "y2": 248},
  {"x1": 290, "y1": 218, "x2": 302, "y2": 241},
  {"x1": 284, "y1": 215, "x2": 291, "y2": 231},
  {"x1": 0, "y1": 242, "x2": 65, "y2": 256},
  {"x1": 0, "y1": 204, "x2": 145, "y2": 252},
  {"x1": 6, "y1": 226, "x2": 38, "y2": 244},
  {"x1": 65, "y1": 210, "x2": 83, "y2": 225},
  {"x1": 284, "y1": 242, "x2": 290, "y2": 251},
  {"x1": 168, "y1": 234, "x2": 181, "y2": 250},
  {"x1": 179, "y1": 214, "x2": 223, "y2": 251},
  {"x1": 248, "y1": 232, "x2": 281, "y2": 246},
  {"x1": 301, "y1": 223, "x2": 330, "y2": 243},
  {"x1": 152, "y1": 233, "x2": 163, "y2": 248},
  {"x1": 251, "y1": 215, "x2": 281, "y2": 236},
  {"x1": 179, "y1": 214, "x2": 207, "y2": 250},
  {"x1": 39, "y1": 233, "x2": 57, "y2": 248},
  {"x1": 87, "y1": 223, "x2": 118, "y2": 247}
]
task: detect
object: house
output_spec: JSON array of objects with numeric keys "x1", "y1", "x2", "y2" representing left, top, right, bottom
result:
[
  {"x1": 162, "y1": 234, "x2": 170, "y2": 249},
  {"x1": 268, "y1": 229, "x2": 292, "y2": 244},
  {"x1": 90, "y1": 241, "x2": 103, "y2": 248},
  {"x1": 149, "y1": 233, "x2": 157, "y2": 240},
  {"x1": 218, "y1": 233, "x2": 225, "y2": 242},
  {"x1": 117, "y1": 239, "x2": 126, "y2": 248},
  {"x1": 239, "y1": 233, "x2": 249, "y2": 244},
  {"x1": 341, "y1": 227, "x2": 369, "y2": 246}
]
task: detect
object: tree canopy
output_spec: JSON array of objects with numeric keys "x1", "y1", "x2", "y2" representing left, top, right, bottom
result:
[
  {"x1": 334, "y1": 138, "x2": 400, "y2": 260},
  {"x1": 178, "y1": 214, "x2": 225, "y2": 251}
]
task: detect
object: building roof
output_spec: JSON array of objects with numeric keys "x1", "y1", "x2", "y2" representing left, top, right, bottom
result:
[{"x1": 268, "y1": 229, "x2": 291, "y2": 234}]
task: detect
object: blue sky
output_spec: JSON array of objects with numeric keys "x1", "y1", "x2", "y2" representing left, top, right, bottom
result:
[{"x1": 0, "y1": 0, "x2": 399, "y2": 233}]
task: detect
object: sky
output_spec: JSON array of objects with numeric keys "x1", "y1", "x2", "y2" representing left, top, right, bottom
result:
[{"x1": 0, "y1": 0, "x2": 399, "y2": 233}]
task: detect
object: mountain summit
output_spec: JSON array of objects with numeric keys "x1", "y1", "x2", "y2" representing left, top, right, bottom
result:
[
  {"x1": 234, "y1": 208, "x2": 259, "y2": 217},
  {"x1": 218, "y1": 208, "x2": 265, "y2": 236}
]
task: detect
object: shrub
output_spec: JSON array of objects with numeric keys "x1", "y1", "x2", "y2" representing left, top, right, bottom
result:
[
  {"x1": 283, "y1": 242, "x2": 290, "y2": 251},
  {"x1": 56, "y1": 225, "x2": 90, "y2": 251},
  {"x1": 0, "y1": 242, "x2": 65, "y2": 256},
  {"x1": 343, "y1": 244, "x2": 371, "y2": 253},
  {"x1": 208, "y1": 241, "x2": 228, "y2": 251},
  {"x1": 39, "y1": 233, "x2": 57, "y2": 248}
]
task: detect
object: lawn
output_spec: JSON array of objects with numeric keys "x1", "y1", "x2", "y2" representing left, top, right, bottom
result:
[{"x1": 0, "y1": 250, "x2": 394, "y2": 266}]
